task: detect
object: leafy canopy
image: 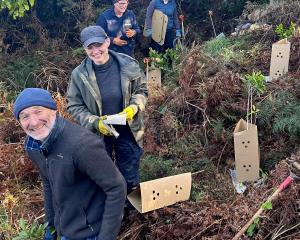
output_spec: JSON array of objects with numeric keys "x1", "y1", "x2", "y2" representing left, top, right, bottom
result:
[{"x1": 0, "y1": 0, "x2": 35, "y2": 19}]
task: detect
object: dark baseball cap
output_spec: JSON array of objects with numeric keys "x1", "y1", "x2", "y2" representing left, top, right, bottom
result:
[{"x1": 80, "y1": 26, "x2": 108, "y2": 48}]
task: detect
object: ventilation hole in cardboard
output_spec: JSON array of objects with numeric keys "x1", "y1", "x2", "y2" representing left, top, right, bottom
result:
[
  {"x1": 176, "y1": 191, "x2": 179, "y2": 194},
  {"x1": 277, "y1": 55, "x2": 279, "y2": 57},
  {"x1": 157, "y1": 193, "x2": 160, "y2": 196},
  {"x1": 245, "y1": 145, "x2": 248, "y2": 148},
  {"x1": 153, "y1": 190, "x2": 155, "y2": 194},
  {"x1": 175, "y1": 185, "x2": 178, "y2": 188},
  {"x1": 249, "y1": 165, "x2": 251, "y2": 167},
  {"x1": 242, "y1": 141, "x2": 245, "y2": 144},
  {"x1": 153, "y1": 197, "x2": 156, "y2": 200},
  {"x1": 243, "y1": 165, "x2": 246, "y2": 168},
  {"x1": 281, "y1": 56, "x2": 283, "y2": 58},
  {"x1": 180, "y1": 187, "x2": 182, "y2": 190},
  {"x1": 246, "y1": 169, "x2": 249, "y2": 172},
  {"x1": 279, "y1": 52, "x2": 282, "y2": 54},
  {"x1": 247, "y1": 141, "x2": 250, "y2": 143}
]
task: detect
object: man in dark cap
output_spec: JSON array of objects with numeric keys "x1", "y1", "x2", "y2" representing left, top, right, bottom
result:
[
  {"x1": 13, "y1": 88, "x2": 126, "y2": 240},
  {"x1": 96, "y1": 0, "x2": 140, "y2": 57},
  {"x1": 67, "y1": 26, "x2": 147, "y2": 198}
]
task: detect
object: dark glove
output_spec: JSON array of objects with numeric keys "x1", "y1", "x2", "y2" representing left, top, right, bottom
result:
[{"x1": 44, "y1": 226, "x2": 57, "y2": 240}]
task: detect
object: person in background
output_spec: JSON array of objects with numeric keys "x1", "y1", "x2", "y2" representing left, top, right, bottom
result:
[
  {"x1": 145, "y1": 0, "x2": 182, "y2": 53},
  {"x1": 13, "y1": 88, "x2": 126, "y2": 240},
  {"x1": 67, "y1": 26, "x2": 148, "y2": 196},
  {"x1": 96, "y1": 0, "x2": 140, "y2": 57}
]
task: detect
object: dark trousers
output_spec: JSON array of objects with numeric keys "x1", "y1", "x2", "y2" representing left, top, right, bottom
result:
[
  {"x1": 61, "y1": 236, "x2": 97, "y2": 240},
  {"x1": 104, "y1": 125, "x2": 142, "y2": 193},
  {"x1": 150, "y1": 29, "x2": 174, "y2": 53}
]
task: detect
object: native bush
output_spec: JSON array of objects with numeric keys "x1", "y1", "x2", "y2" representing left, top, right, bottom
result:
[
  {"x1": 275, "y1": 22, "x2": 296, "y2": 39},
  {"x1": 257, "y1": 91, "x2": 300, "y2": 138},
  {"x1": 140, "y1": 154, "x2": 173, "y2": 181},
  {"x1": 0, "y1": 0, "x2": 35, "y2": 19},
  {"x1": 203, "y1": 37, "x2": 232, "y2": 57},
  {"x1": 0, "y1": 54, "x2": 41, "y2": 91},
  {"x1": 12, "y1": 219, "x2": 46, "y2": 240}
]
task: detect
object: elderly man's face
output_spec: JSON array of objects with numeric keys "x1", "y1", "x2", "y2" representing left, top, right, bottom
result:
[
  {"x1": 114, "y1": 0, "x2": 128, "y2": 15},
  {"x1": 19, "y1": 106, "x2": 57, "y2": 141},
  {"x1": 85, "y1": 40, "x2": 110, "y2": 65}
]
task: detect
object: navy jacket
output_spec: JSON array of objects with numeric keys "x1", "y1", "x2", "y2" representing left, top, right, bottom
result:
[
  {"x1": 96, "y1": 8, "x2": 141, "y2": 57},
  {"x1": 25, "y1": 116, "x2": 126, "y2": 240},
  {"x1": 146, "y1": 0, "x2": 180, "y2": 30}
]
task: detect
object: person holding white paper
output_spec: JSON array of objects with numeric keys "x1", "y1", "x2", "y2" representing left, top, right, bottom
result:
[{"x1": 67, "y1": 25, "x2": 148, "y2": 195}]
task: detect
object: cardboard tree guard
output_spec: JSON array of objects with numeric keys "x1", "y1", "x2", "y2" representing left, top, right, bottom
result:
[
  {"x1": 148, "y1": 67, "x2": 161, "y2": 90},
  {"x1": 128, "y1": 173, "x2": 192, "y2": 213},
  {"x1": 269, "y1": 38, "x2": 290, "y2": 81},
  {"x1": 234, "y1": 119, "x2": 260, "y2": 182},
  {"x1": 143, "y1": 10, "x2": 168, "y2": 46}
]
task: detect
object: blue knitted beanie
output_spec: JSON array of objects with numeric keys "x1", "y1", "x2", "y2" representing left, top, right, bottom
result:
[{"x1": 13, "y1": 88, "x2": 57, "y2": 119}]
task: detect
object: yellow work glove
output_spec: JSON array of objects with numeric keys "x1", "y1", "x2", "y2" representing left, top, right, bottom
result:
[
  {"x1": 98, "y1": 116, "x2": 112, "y2": 136},
  {"x1": 121, "y1": 105, "x2": 138, "y2": 121}
]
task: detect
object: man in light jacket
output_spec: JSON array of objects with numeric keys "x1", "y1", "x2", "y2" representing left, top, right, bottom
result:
[{"x1": 67, "y1": 26, "x2": 148, "y2": 196}]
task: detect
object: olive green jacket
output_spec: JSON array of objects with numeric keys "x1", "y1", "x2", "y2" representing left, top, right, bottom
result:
[{"x1": 67, "y1": 50, "x2": 148, "y2": 147}]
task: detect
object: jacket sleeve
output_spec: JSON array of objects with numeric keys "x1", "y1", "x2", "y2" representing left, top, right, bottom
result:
[
  {"x1": 130, "y1": 11, "x2": 141, "y2": 35},
  {"x1": 96, "y1": 13, "x2": 115, "y2": 46},
  {"x1": 129, "y1": 64, "x2": 148, "y2": 112},
  {"x1": 173, "y1": 5, "x2": 180, "y2": 30},
  {"x1": 67, "y1": 70, "x2": 100, "y2": 131},
  {"x1": 145, "y1": 0, "x2": 156, "y2": 29},
  {"x1": 40, "y1": 175, "x2": 56, "y2": 228},
  {"x1": 75, "y1": 139, "x2": 127, "y2": 240}
]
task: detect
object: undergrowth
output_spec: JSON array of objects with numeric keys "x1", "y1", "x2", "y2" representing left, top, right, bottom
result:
[
  {"x1": 0, "y1": 53, "x2": 42, "y2": 91},
  {"x1": 258, "y1": 91, "x2": 300, "y2": 138}
]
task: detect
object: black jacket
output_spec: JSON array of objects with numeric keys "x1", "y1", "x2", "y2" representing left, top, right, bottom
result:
[{"x1": 26, "y1": 116, "x2": 126, "y2": 240}]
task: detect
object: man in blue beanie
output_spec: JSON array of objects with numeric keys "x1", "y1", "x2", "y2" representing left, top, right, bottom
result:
[
  {"x1": 96, "y1": 0, "x2": 140, "y2": 57},
  {"x1": 14, "y1": 88, "x2": 126, "y2": 240}
]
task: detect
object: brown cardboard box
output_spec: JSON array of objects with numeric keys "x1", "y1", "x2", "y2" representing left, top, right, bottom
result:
[
  {"x1": 269, "y1": 38, "x2": 290, "y2": 80},
  {"x1": 143, "y1": 10, "x2": 168, "y2": 45},
  {"x1": 128, "y1": 173, "x2": 192, "y2": 213},
  {"x1": 147, "y1": 66, "x2": 161, "y2": 91},
  {"x1": 234, "y1": 119, "x2": 260, "y2": 182}
]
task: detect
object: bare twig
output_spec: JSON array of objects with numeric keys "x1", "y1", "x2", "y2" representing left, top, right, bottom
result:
[{"x1": 216, "y1": 143, "x2": 228, "y2": 173}]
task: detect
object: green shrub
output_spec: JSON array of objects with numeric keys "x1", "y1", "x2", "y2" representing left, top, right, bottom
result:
[
  {"x1": 203, "y1": 37, "x2": 231, "y2": 57},
  {"x1": 12, "y1": 219, "x2": 46, "y2": 240},
  {"x1": 140, "y1": 154, "x2": 173, "y2": 181},
  {"x1": 275, "y1": 22, "x2": 296, "y2": 39},
  {"x1": 0, "y1": 54, "x2": 41, "y2": 91},
  {"x1": 258, "y1": 91, "x2": 300, "y2": 137}
]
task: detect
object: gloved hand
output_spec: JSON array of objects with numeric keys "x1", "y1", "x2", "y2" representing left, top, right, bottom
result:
[
  {"x1": 44, "y1": 226, "x2": 57, "y2": 240},
  {"x1": 145, "y1": 28, "x2": 152, "y2": 37},
  {"x1": 120, "y1": 105, "x2": 138, "y2": 121},
  {"x1": 98, "y1": 116, "x2": 113, "y2": 136},
  {"x1": 176, "y1": 29, "x2": 182, "y2": 38}
]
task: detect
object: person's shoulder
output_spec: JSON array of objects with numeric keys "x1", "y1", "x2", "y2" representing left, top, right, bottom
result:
[
  {"x1": 125, "y1": 9, "x2": 136, "y2": 16},
  {"x1": 111, "y1": 51, "x2": 138, "y2": 65},
  {"x1": 100, "y1": 7, "x2": 114, "y2": 17},
  {"x1": 71, "y1": 58, "x2": 88, "y2": 76},
  {"x1": 64, "y1": 119, "x2": 98, "y2": 140}
]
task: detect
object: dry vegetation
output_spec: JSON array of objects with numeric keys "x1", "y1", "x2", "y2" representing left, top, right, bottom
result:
[{"x1": 0, "y1": 1, "x2": 300, "y2": 239}]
